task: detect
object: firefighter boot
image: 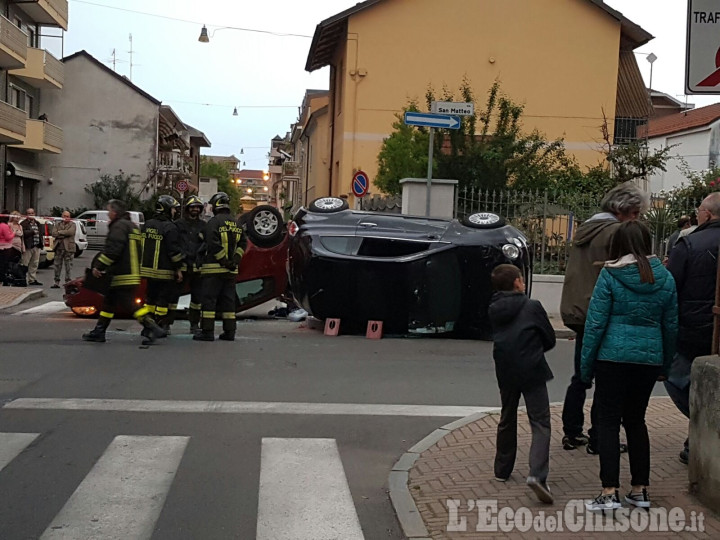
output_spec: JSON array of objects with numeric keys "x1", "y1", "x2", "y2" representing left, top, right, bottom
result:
[
  {"x1": 193, "y1": 316, "x2": 215, "y2": 342},
  {"x1": 188, "y1": 307, "x2": 201, "y2": 335},
  {"x1": 138, "y1": 314, "x2": 167, "y2": 345},
  {"x1": 219, "y1": 317, "x2": 236, "y2": 341},
  {"x1": 82, "y1": 316, "x2": 111, "y2": 343}
]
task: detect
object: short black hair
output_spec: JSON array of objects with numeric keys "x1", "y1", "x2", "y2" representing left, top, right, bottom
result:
[{"x1": 491, "y1": 264, "x2": 522, "y2": 292}]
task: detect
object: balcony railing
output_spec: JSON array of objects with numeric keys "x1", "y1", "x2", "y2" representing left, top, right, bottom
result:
[
  {"x1": 268, "y1": 164, "x2": 282, "y2": 174},
  {"x1": 282, "y1": 161, "x2": 301, "y2": 178},
  {"x1": 159, "y1": 150, "x2": 190, "y2": 173},
  {"x1": 43, "y1": 121, "x2": 63, "y2": 150},
  {"x1": 0, "y1": 100, "x2": 27, "y2": 144},
  {"x1": 9, "y1": 48, "x2": 64, "y2": 89},
  {"x1": 15, "y1": 0, "x2": 68, "y2": 31},
  {"x1": 0, "y1": 15, "x2": 27, "y2": 69}
]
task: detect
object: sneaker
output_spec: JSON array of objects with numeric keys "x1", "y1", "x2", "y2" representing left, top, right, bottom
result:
[
  {"x1": 494, "y1": 476, "x2": 509, "y2": 482},
  {"x1": 287, "y1": 308, "x2": 308, "y2": 322},
  {"x1": 625, "y1": 488, "x2": 651, "y2": 508},
  {"x1": 562, "y1": 434, "x2": 589, "y2": 450},
  {"x1": 29, "y1": 281, "x2": 43, "y2": 286},
  {"x1": 679, "y1": 447, "x2": 689, "y2": 465},
  {"x1": 51, "y1": 283, "x2": 60, "y2": 289},
  {"x1": 585, "y1": 490, "x2": 622, "y2": 512},
  {"x1": 527, "y1": 477, "x2": 554, "y2": 504}
]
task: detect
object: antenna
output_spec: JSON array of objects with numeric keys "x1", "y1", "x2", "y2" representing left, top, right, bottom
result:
[
  {"x1": 128, "y1": 34, "x2": 134, "y2": 81},
  {"x1": 111, "y1": 48, "x2": 116, "y2": 71}
]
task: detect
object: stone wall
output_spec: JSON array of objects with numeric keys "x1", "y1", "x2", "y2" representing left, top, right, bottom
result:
[{"x1": 689, "y1": 355, "x2": 720, "y2": 513}]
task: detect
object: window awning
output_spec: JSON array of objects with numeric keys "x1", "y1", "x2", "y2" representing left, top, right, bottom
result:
[{"x1": 6, "y1": 162, "x2": 45, "y2": 182}]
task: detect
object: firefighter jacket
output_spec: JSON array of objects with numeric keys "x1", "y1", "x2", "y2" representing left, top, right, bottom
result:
[
  {"x1": 94, "y1": 213, "x2": 142, "y2": 288},
  {"x1": 140, "y1": 215, "x2": 185, "y2": 280},
  {"x1": 199, "y1": 210, "x2": 246, "y2": 276},
  {"x1": 176, "y1": 216, "x2": 208, "y2": 273}
]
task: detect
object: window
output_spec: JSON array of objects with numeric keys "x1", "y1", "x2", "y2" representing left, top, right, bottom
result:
[
  {"x1": 9, "y1": 86, "x2": 31, "y2": 117},
  {"x1": 27, "y1": 27, "x2": 35, "y2": 48}
]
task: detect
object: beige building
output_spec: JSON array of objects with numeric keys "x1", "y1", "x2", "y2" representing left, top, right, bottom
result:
[
  {"x1": 0, "y1": 0, "x2": 67, "y2": 211},
  {"x1": 305, "y1": 0, "x2": 652, "y2": 202}
]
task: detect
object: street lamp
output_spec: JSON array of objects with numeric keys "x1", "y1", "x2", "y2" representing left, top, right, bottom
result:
[
  {"x1": 198, "y1": 25, "x2": 210, "y2": 43},
  {"x1": 232, "y1": 107, "x2": 238, "y2": 116},
  {"x1": 646, "y1": 52, "x2": 657, "y2": 92}
]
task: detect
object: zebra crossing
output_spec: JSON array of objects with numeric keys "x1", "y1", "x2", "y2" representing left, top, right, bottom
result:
[{"x1": 0, "y1": 431, "x2": 368, "y2": 540}]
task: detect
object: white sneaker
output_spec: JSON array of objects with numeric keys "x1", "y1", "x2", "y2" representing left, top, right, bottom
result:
[
  {"x1": 287, "y1": 308, "x2": 308, "y2": 322},
  {"x1": 586, "y1": 490, "x2": 622, "y2": 512}
]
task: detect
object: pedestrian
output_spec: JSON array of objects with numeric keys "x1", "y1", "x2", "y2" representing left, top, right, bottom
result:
[
  {"x1": 0, "y1": 211, "x2": 15, "y2": 282},
  {"x1": 140, "y1": 195, "x2": 184, "y2": 337},
  {"x1": 20, "y1": 208, "x2": 43, "y2": 286},
  {"x1": 175, "y1": 195, "x2": 208, "y2": 335},
  {"x1": 488, "y1": 264, "x2": 555, "y2": 504},
  {"x1": 581, "y1": 221, "x2": 677, "y2": 511},
  {"x1": 665, "y1": 192, "x2": 720, "y2": 464},
  {"x1": 8, "y1": 211, "x2": 24, "y2": 263},
  {"x1": 194, "y1": 192, "x2": 246, "y2": 341},
  {"x1": 664, "y1": 215, "x2": 692, "y2": 259},
  {"x1": 51, "y1": 211, "x2": 76, "y2": 288},
  {"x1": 559, "y1": 181, "x2": 648, "y2": 453},
  {"x1": 82, "y1": 199, "x2": 166, "y2": 344}
]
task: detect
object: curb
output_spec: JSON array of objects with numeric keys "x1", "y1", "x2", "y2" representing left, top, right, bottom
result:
[
  {"x1": 0, "y1": 289, "x2": 45, "y2": 310},
  {"x1": 388, "y1": 410, "x2": 500, "y2": 539}
]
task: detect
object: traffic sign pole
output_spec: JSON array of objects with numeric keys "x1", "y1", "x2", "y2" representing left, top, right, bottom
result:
[{"x1": 426, "y1": 128, "x2": 434, "y2": 217}]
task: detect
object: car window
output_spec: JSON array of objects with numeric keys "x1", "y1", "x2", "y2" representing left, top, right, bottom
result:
[{"x1": 236, "y1": 278, "x2": 274, "y2": 308}]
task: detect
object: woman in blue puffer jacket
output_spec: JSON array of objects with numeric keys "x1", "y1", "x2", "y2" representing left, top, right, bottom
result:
[{"x1": 580, "y1": 221, "x2": 678, "y2": 512}]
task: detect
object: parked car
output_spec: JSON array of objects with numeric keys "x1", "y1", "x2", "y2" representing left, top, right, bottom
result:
[
  {"x1": 64, "y1": 205, "x2": 289, "y2": 318},
  {"x1": 38, "y1": 218, "x2": 89, "y2": 268},
  {"x1": 287, "y1": 197, "x2": 532, "y2": 338},
  {"x1": 75, "y1": 210, "x2": 145, "y2": 250}
]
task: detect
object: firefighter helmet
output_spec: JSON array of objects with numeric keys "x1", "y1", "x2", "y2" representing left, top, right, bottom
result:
[
  {"x1": 209, "y1": 192, "x2": 230, "y2": 213},
  {"x1": 155, "y1": 194, "x2": 180, "y2": 216},
  {"x1": 185, "y1": 195, "x2": 204, "y2": 208}
]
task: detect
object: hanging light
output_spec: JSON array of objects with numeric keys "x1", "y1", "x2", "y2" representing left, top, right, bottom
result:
[
  {"x1": 240, "y1": 148, "x2": 244, "y2": 154},
  {"x1": 232, "y1": 107, "x2": 238, "y2": 116},
  {"x1": 198, "y1": 25, "x2": 210, "y2": 43}
]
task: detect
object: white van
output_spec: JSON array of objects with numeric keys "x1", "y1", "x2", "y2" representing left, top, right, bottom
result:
[{"x1": 76, "y1": 210, "x2": 145, "y2": 249}]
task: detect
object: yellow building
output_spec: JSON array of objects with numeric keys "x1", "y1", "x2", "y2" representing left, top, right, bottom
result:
[
  {"x1": 291, "y1": 90, "x2": 330, "y2": 205},
  {"x1": 305, "y1": 0, "x2": 651, "y2": 203}
]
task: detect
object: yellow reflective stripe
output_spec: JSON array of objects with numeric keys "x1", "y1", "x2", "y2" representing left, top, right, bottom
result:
[
  {"x1": 134, "y1": 306, "x2": 151, "y2": 319},
  {"x1": 129, "y1": 231, "x2": 140, "y2": 277},
  {"x1": 99, "y1": 311, "x2": 115, "y2": 319},
  {"x1": 153, "y1": 237, "x2": 160, "y2": 270},
  {"x1": 111, "y1": 276, "x2": 141, "y2": 286},
  {"x1": 140, "y1": 268, "x2": 175, "y2": 279},
  {"x1": 144, "y1": 304, "x2": 156, "y2": 314},
  {"x1": 155, "y1": 307, "x2": 169, "y2": 316},
  {"x1": 171, "y1": 253, "x2": 184, "y2": 263},
  {"x1": 201, "y1": 311, "x2": 215, "y2": 318},
  {"x1": 98, "y1": 254, "x2": 114, "y2": 266},
  {"x1": 200, "y1": 267, "x2": 236, "y2": 275},
  {"x1": 235, "y1": 247, "x2": 244, "y2": 257},
  {"x1": 221, "y1": 230, "x2": 229, "y2": 259},
  {"x1": 189, "y1": 302, "x2": 202, "y2": 310},
  {"x1": 214, "y1": 249, "x2": 227, "y2": 260},
  {"x1": 222, "y1": 312, "x2": 236, "y2": 320}
]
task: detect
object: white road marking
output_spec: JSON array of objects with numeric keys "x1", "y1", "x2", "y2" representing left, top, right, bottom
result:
[
  {"x1": 257, "y1": 438, "x2": 364, "y2": 540},
  {"x1": 4, "y1": 398, "x2": 493, "y2": 417},
  {"x1": 40, "y1": 435, "x2": 188, "y2": 540},
  {"x1": 14, "y1": 301, "x2": 68, "y2": 315},
  {"x1": 0, "y1": 432, "x2": 39, "y2": 472}
]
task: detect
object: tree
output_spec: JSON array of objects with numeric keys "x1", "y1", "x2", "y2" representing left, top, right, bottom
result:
[
  {"x1": 85, "y1": 172, "x2": 143, "y2": 209},
  {"x1": 200, "y1": 157, "x2": 241, "y2": 213}
]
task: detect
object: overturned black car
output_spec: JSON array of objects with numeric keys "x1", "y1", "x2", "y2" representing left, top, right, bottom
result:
[{"x1": 287, "y1": 197, "x2": 532, "y2": 338}]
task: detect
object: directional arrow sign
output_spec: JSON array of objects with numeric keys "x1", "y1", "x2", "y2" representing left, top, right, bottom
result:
[{"x1": 404, "y1": 112, "x2": 461, "y2": 130}]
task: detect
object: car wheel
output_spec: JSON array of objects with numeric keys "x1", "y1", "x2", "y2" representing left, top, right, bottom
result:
[
  {"x1": 309, "y1": 197, "x2": 349, "y2": 213},
  {"x1": 38, "y1": 259, "x2": 52, "y2": 269},
  {"x1": 462, "y1": 212, "x2": 506, "y2": 229},
  {"x1": 246, "y1": 205, "x2": 284, "y2": 247}
]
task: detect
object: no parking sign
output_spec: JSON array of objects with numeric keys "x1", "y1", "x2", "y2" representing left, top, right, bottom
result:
[{"x1": 352, "y1": 170, "x2": 369, "y2": 198}]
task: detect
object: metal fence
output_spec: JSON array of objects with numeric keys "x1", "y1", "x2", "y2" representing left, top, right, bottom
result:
[{"x1": 455, "y1": 187, "x2": 702, "y2": 274}]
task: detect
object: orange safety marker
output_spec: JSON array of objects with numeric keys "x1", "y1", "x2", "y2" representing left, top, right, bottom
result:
[
  {"x1": 324, "y1": 318, "x2": 341, "y2": 336},
  {"x1": 366, "y1": 320, "x2": 383, "y2": 339}
]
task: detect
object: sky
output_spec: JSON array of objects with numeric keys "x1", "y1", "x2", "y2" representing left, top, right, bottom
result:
[{"x1": 47, "y1": 0, "x2": 719, "y2": 171}]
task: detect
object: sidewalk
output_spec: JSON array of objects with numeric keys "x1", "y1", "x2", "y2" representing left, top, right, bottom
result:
[
  {"x1": 0, "y1": 286, "x2": 44, "y2": 310},
  {"x1": 392, "y1": 398, "x2": 719, "y2": 539}
]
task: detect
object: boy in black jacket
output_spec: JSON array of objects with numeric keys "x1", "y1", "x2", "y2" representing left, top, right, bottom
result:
[{"x1": 488, "y1": 264, "x2": 556, "y2": 504}]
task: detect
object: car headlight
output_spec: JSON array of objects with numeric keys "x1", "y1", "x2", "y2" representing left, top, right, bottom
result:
[{"x1": 502, "y1": 243, "x2": 521, "y2": 260}]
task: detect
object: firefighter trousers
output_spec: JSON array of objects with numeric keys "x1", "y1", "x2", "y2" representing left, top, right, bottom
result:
[{"x1": 200, "y1": 274, "x2": 236, "y2": 336}]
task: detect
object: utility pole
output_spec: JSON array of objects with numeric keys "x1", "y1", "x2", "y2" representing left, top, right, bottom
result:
[
  {"x1": 128, "y1": 34, "x2": 134, "y2": 81},
  {"x1": 111, "y1": 48, "x2": 116, "y2": 71}
]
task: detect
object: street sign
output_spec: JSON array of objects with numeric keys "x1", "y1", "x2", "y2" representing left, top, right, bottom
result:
[
  {"x1": 404, "y1": 112, "x2": 461, "y2": 130},
  {"x1": 352, "y1": 170, "x2": 369, "y2": 197},
  {"x1": 686, "y1": 0, "x2": 720, "y2": 94},
  {"x1": 176, "y1": 180, "x2": 188, "y2": 193},
  {"x1": 431, "y1": 101, "x2": 474, "y2": 116}
]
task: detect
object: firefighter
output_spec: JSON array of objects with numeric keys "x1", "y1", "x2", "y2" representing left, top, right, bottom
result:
[
  {"x1": 194, "y1": 192, "x2": 246, "y2": 341},
  {"x1": 175, "y1": 195, "x2": 208, "y2": 335},
  {"x1": 140, "y1": 195, "x2": 184, "y2": 339},
  {"x1": 82, "y1": 199, "x2": 165, "y2": 344}
]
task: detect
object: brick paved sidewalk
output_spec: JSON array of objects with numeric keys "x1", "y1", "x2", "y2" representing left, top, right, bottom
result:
[
  {"x1": 0, "y1": 286, "x2": 42, "y2": 310},
  {"x1": 408, "y1": 398, "x2": 719, "y2": 539}
]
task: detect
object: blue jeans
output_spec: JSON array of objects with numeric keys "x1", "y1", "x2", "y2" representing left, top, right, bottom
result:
[{"x1": 664, "y1": 352, "x2": 692, "y2": 419}]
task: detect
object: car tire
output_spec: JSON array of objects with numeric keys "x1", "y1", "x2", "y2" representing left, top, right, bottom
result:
[
  {"x1": 462, "y1": 212, "x2": 506, "y2": 229},
  {"x1": 38, "y1": 258, "x2": 52, "y2": 269},
  {"x1": 246, "y1": 205, "x2": 284, "y2": 247},
  {"x1": 309, "y1": 197, "x2": 349, "y2": 213}
]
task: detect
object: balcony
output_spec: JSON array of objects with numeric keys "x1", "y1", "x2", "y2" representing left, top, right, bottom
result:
[
  {"x1": 0, "y1": 101, "x2": 27, "y2": 144},
  {"x1": 268, "y1": 164, "x2": 282, "y2": 174},
  {"x1": 0, "y1": 15, "x2": 27, "y2": 69},
  {"x1": 15, "y1": 0, "x2": 68, "y2": 31},
  {"x1": 10, "y1": 119, "x2": 62, "y2": 153},
  {"x1": 10, "y1": 48, "x2": 64, "y2": 89},
  {"x1": 158, "y1": 150, "x2": 191, "y2": 173},
  {"x1": 282, "y1": 161, "x2": 301, "y2": 178}
]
